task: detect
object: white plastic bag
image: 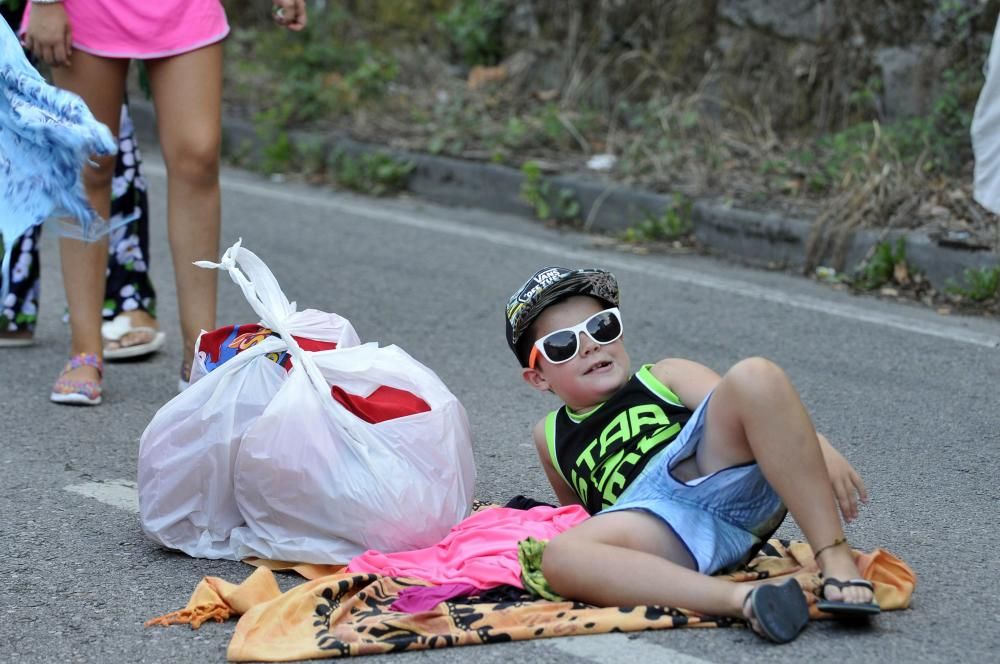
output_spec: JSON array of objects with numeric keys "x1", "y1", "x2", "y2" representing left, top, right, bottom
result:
[
  {"x1": 138, "y1": 240, "x2": 477, "y2": 562},
  {"x1": 974, "y1": 17, "x2": 1000, "y2": 213},
  {"x1": 137, "y1": 337, "x2": 287, "y2": 558}
]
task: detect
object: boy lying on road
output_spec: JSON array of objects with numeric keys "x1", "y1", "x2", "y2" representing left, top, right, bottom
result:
[{"x1": 504, "y1": 266, "x2": 880, "y2": 643}]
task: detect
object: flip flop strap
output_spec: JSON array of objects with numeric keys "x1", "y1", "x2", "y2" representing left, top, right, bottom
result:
[
  {"x1": 102, "y1": 315, "x2": 133, "y2": 341},
  {"x1": 822, "y1": 577, "x2": 874, "y2": 592}
]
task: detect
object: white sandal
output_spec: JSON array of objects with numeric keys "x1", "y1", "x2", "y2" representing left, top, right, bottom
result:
[{"x1": 102, "y1": 314, "x2": 166, "y2": 360}]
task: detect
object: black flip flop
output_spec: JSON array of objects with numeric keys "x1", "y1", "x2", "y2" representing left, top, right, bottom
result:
[
  {"x1": 744, "y1": 578, "x2": 810, "y2": 644},
  {"x1": 817, "y1": 578, "x2": 881, "y2": 616}
]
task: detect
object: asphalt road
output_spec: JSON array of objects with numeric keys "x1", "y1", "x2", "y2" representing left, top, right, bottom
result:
[{"x1": 2, "y1": 157, "x2": 999, "y2": 663}]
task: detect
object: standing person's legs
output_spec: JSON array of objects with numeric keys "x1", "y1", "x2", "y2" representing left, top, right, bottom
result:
[
  {"x1": 102, "y1": 101, "x2": 163, "y2": 358},
  {"x1": 2, "y1": 4, "x2": 39, "y2": 347},
  {"x1": 697, "y1": 357, "x2": 874, "y2": 606},
  {"x1": 0, "y1": 227, "x2": 42, "y2": 345},
  {"x1": 1, "y1": 102, "x2": 161, "y2": 355},
  {"x1": 146, "y1": 43, "x2": 223, "y2": 379},
  {"x1": 50, "y1": 54, "x2": 130, "y2": 388}
]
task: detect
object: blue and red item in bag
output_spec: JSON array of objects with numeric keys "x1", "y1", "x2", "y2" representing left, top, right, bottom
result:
[
  {"x1": 196, "y1": 324, "x2": 429, "y2": 424},
  {"x1": 196, "y1": 324, "x2": 303, "y2": 373}
]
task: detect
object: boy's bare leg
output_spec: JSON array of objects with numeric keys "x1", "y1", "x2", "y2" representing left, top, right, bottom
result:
[
  {"x1": 699, "y1": 357, "x2": 873, "y2": 606},
  {"x1": 542, "y1": 511, "x2": 759, "y2": 619}
]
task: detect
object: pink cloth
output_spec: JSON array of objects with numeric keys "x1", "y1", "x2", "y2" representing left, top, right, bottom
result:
[
  {"x1": 22, "y1": 0, "x2": 229, "y2": 59},
  {"x1": 346, "y1": 505, "x2": 589, "y2": 590},
  {"x1": 390, "y1": 583, "x2": 478, "y2": 613}
]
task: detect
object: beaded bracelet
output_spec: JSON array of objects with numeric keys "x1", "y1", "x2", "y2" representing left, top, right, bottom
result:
[{"x1": 811, "y1": 536, "x2": 848, "y2": 560}]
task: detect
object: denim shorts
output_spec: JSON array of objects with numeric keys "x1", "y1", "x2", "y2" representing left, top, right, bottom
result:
[{"x1": 598, "y1": 393, "x2": 787, "y2": 574}]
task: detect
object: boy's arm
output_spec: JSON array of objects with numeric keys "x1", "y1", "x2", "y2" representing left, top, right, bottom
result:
[
  {"x1": 816, "y1": 432, "x2": 869, "y2": 522},
  {"x1": 532, "y1": 419, "x2": 584, "y2": 508},
  {"x1": 649, "y1": 358, "x2": 721, "y2": 410}
]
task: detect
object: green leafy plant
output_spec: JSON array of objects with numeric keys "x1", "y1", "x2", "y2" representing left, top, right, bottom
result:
[
  {"x1": 520, "y1": 161, "x2": 551, "y2": 219},
  {"x1": 793, "y1": 66, "x2": 977, "y2": 195},
  {"x1": 519, "y1": 161, "x2": 581, "y2": 223},
  {"x1": 296, "y1": 138, "x2": 328, "y2": 179},
  {"x1": 554, "y1": 188, "x2": 582, "y2": 222},
  {"x1": 540, "y1": 104, "x2": 566, "y2": 145},
  {"x1": 847, "y1": 75, "x2": 884, "y2": 117},
  {"x1": 621, "y1": 194, "x2": 693, "y2": 243},
  {"x1": 260, "y1": 133, "x2": 294, "y2": 174},
  {"x1": 946, "y1": 265, "x2": 1000, "y2": 302},
  {"x1": 254, "y1": 103, "x2": 297, "y2": 174},
  {"x1": 852, "y1": 237, "x2": 912, "y2": 291},
  {"x1": 502, "y1": 117, "x2": 528, "y2": 148},
  {"x1": 248, "y1": 6, "x2": 398, "y2": 129},
  {"x1": 437, "y1": 0, "x2": 506, "y2": 67},
  {"x1": 328, "y1": 150, "x2": 415, "y2": 196}
]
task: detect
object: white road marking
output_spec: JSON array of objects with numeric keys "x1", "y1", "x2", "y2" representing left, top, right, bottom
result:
[
  {"x1": 145, "y1": 164, "x2": 1000, "y2": 349},
  {"x1": 64, "y1": 479, "x2": 139, "y2": 513},
  {"x1": 544, "y1": 633, "x2": 717, "y2": 663}
]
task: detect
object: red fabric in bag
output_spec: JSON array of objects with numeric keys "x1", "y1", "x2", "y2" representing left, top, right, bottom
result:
[
  {"x1": 292, "y1": 336, "x2": 339, "y2": 352},
  {"x1": 331, "y1": 385, "x2": 431, "y2": 424},
  {"x1": 198, "y1": 325, "x2": 423, "y2": 422}
]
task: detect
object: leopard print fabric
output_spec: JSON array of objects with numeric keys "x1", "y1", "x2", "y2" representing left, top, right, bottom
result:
[
  {"x1": 307, "y1": 574, "x2": 731, "y2": 658},
  {"x1": 221, "y1": 538, "x2": 914, "y2": 661}
]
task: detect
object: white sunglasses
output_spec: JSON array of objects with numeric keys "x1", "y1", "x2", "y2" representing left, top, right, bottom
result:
[{"x1": 529, "y1": 307, "x2": 623, "y2": 368}]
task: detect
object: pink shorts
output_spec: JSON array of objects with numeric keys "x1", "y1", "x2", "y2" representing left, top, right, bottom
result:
[{"x1": 21, "y1": 0, "x2": 229, "y2": 59}]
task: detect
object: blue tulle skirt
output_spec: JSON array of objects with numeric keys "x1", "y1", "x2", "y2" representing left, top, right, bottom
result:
[{"x1": 0, "y1": 20, "x2": 117, "y2": 297}]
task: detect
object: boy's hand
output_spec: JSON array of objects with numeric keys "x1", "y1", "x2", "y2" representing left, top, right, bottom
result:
[{"x1": 819, "y1": 439, "x2": 868, "y2": 523}]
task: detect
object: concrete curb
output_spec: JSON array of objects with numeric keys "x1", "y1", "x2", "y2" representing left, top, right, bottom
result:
[{"x1": 129, "y1": 100, "x2": 998, "y2": 290}]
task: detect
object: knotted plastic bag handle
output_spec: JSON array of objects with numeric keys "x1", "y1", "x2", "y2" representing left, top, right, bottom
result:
[{"x1": 195, "y1": 240, "x2": 376, "y2": 459}]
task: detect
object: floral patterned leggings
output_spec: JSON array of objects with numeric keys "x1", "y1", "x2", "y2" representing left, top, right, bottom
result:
[{"x1": 0, "y1": 103, "x2": 157, "y2": 333}]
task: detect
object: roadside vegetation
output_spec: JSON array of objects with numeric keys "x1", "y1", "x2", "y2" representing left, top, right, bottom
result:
[{"x1": 217, "y1": 0, "x2": 998, "y2": 314}]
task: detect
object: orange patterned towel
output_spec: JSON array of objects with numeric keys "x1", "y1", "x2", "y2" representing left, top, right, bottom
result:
[
  {"x1": 145, "y1": 567, "x2": 282, "y2": 629},
  {"x1": 146, "y1": 539, "x2": 915, "y2": 661}
]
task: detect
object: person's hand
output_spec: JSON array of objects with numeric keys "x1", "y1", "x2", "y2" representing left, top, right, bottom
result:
[
  {"x1": 820, "y1": 440, "x2": 869, "y2": 523},
  {"x1": 23, "y1": 3, "x2": 73, "y2": 67},
  {"x1": 271, "y1": 0, "x2": 307, "y2": 31}
]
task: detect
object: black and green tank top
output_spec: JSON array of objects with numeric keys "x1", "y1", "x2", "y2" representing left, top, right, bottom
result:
[{"x1": 544, "y1": 364, "x2": 693, "y2": 515}]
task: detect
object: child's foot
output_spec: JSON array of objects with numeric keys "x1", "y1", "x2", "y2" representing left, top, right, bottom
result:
[
  {"x1": 740, "y1": 578, "x2": 810, "y2": 643},
  {"x1": 50, "y1": 353, "x2": 103, "y2": 406},
  {"x1": 814, "y1": 540, "x2": 880, "y2": 615}
]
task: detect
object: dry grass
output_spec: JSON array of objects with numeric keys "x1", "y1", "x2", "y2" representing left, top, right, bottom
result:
[{"x1": 220, "y1": 2, "x2": 1000, "y2": 267}]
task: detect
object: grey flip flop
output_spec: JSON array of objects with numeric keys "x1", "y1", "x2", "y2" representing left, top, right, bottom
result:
[
  {"x1": 817, "y1": 577, "x2": 881, "y2": 616},
  {"x1": 744, "y1": 578, "x2": 810, "y2": 644}
]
